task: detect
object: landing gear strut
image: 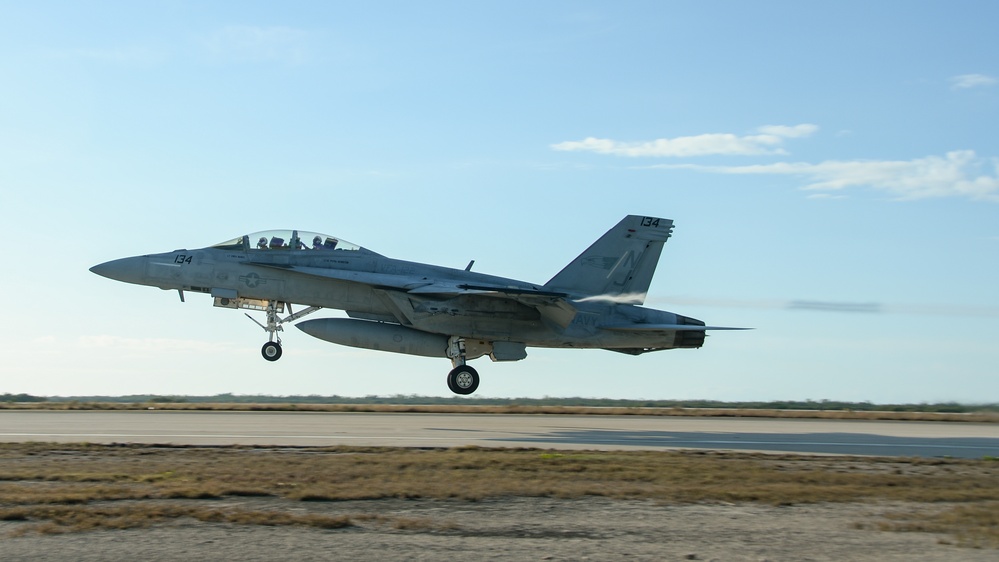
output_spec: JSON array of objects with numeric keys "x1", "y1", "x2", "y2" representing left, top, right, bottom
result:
[
  {"x1": 446, "y1": 336, "x2": 479, "y2": 395},
  {"x1": 246, "y1": 301, "x2": 321, "y2": 361}
]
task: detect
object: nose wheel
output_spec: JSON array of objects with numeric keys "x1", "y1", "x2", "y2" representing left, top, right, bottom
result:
[{"x1": 261, "y1": 341, "x2": 283, "y2": 361}]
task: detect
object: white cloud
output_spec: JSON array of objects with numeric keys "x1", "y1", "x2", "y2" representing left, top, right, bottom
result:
[
  {"x1": 554, "y1": 123, "x2": 999, "y2": 202},
  {"x1": 950, "y1": 73, "x2": 997, "y2": 90},
  {"x1": 551, "y1": 124, "x2": 818, "y2": 157},
  {"x1": 203, "y1": 25, "x2": 311, "y2": 64},
  {"x1": 655, "y1": 150, "x2": 999, "y2": 202}
]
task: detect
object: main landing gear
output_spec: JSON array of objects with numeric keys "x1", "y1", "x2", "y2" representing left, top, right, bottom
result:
[
  {"x1": 446, "y1": 336, "x2": 480, "y2": 395},
  {"x1": 246, "y1": 301, "x2": 321, "y2": 362}
]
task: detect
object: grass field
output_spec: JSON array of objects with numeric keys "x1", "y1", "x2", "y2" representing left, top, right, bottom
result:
[{"x1": 1, "y1": 443, "x2": 997, "y2": 548}]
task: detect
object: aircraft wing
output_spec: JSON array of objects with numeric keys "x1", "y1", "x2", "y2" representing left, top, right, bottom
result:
[
  {"x1": 251, "y1": 263, "x2": 579, "y2": 327},
  {"x1": 249, "y1": 264, "x2": 442, "y2": 291},
  {"x1": 601, "y1": 324, "x2": 750, "y2": 331},
  {"x1": 408, "y1": 283, "x2": 567, "y2": 297},
  {"x1": 250, "y1": 264, "x2": 567, "y2": 298}
]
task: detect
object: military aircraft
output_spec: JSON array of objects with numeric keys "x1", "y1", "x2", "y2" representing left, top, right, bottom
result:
[{"x1": 90, "y1": 215, "x2": 743, "y2": 394}]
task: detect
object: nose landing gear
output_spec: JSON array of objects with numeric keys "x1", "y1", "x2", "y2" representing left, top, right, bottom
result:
[{"x1": 245, "y1": 301, "x2": 322, "y2": 361}]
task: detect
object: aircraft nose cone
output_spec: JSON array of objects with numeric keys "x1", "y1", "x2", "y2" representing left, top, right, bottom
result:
[{"x1": 90, "y1": 257, "x2": 146, "y2": 285}]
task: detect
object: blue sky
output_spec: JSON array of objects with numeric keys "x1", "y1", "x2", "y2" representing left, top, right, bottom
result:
[{"x1": 2, "y1": 1, "x2": 997, "y2": 402}]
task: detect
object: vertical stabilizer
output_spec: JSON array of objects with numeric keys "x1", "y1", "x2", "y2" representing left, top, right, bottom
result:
[{"x1": 543, "y1": 215, "x2": 673, "y2": 303}]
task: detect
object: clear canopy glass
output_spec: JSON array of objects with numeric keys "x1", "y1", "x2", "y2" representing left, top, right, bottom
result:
[{"x1": 211, "y1": 230, "x2": 362, "y2": 252}]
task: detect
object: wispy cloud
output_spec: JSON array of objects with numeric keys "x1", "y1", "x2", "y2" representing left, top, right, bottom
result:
[
  {"x1": 655, "y1": 150, "x2": 999, "y2": 202},
  {"x1": 950, "y1": 73, "x2": 997, "y2": 90},
  {"x1": 203, "y1": 25, "x2": 311, "y2": 64},
  {"x1": 551, "y1": 124, "x2": 818, "y2": 157},
  {"x1": 555, "y1": 123, "x2": 999, "y2": 202}
]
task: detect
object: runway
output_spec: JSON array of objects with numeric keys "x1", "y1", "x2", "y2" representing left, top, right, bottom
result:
[{"x1": 2, "y1": 410, "x2": 998, "y2": 458}]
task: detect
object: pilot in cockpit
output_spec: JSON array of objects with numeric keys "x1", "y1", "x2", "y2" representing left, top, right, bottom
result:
[
  {"x1": 257, "y1": 237, "x2": 268, "y2": 250},
  {"x1": 312, "y1": 236, "x2": 323, "y2": 250}
]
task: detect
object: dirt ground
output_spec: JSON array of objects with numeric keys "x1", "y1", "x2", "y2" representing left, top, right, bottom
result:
[{"x1": 2, "y1": 497, "x2": 995, "y2": 562}]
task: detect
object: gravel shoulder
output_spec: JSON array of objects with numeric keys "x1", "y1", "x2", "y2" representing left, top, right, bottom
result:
[{"x1": 2, "y1": 497, "x2": 994, "y2": 562}]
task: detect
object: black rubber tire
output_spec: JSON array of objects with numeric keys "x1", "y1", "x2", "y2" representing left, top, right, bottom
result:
[
  {"x1": 447, "y1": 365, "x2": 479, "y2": 395},
  {"x1": 261, "y1": 341, "x2": 283, "y2": 362}
]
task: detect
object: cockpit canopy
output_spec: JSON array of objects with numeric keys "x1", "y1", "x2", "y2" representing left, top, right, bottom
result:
[{"x1": 211, "y1": 230, "x2": 364, "y2": 252}]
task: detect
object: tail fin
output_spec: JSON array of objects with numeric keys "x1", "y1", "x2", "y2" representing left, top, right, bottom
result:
[{"x1": 544, "y1": 215, "x2": 673, "y2": 304}]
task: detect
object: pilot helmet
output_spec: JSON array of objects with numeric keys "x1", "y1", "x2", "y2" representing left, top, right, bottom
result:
[
  {"x1": 313, "y1": 236, "x2": 322, "y2": 245},
  {"x1": 258, "y1": 237, "x2": 267, "y2": 246}
]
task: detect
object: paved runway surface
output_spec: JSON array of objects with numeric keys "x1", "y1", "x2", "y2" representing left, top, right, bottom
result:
[{"x1": 2, "y1": 410, "x2": 998, "y2": 458}]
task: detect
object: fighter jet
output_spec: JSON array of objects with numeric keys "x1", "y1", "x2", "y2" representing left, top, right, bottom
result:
[{"x1": 90, "y1": 215, "x2": 743, "y2": 394}]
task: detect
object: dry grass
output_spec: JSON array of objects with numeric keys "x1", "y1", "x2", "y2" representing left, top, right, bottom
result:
[
  {"x1": 2, "y1": 401, "x2": 997, "y2": 423},
  {"x1": 0, "y1": 443, "x2": 997, "y2": 546},
  {"x1": 857, "y1": 502, "x2": 999, "y2": 549}
]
